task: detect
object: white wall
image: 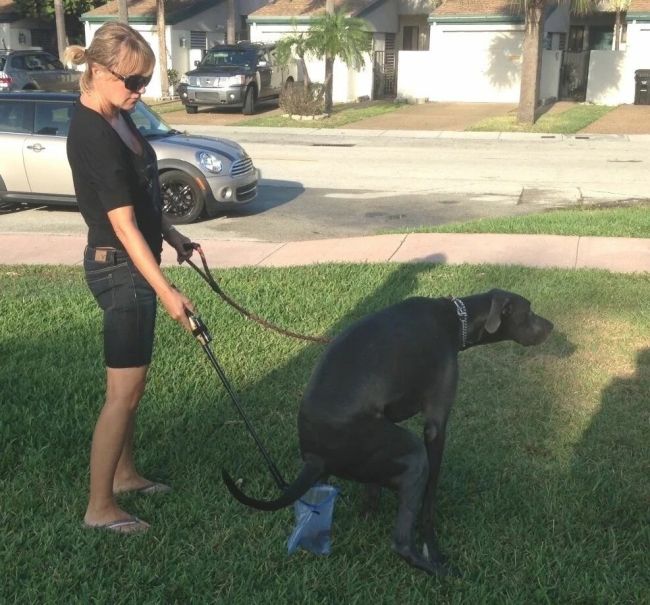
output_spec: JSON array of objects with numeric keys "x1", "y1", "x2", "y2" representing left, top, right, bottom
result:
[
  {"x1": 540, "y1": 49, "x2": 562, "y2": 101},
  {"x1": 406, "y1": 23, "x2": 525, "y2": 102},
  {"x1": 586, "y1": 50, "x2": 628, "y2": 104},
  {"x1": 1, "y1": 19, "x2": 49, "y2": 51}
]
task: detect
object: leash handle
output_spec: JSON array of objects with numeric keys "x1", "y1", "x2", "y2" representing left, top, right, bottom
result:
[{"x1": 186, "y1": 309, "x2": 212, "y2": 346}]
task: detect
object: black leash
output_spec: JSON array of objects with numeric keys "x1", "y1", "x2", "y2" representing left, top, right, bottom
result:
[
  {"x1": 183, "y1": 243, "x2": 331, "y2": 345},
  {"x1": 185, "y1": 310, "x2": 287, "y2": 490}
]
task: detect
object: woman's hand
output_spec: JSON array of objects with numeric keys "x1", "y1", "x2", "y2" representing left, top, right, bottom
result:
[
  {"x1": 164, "y1": 225, "x2": 194, "y2": 264},
  {"x1": 160, "y1": 285, "x2": 194, "y2": 332}
]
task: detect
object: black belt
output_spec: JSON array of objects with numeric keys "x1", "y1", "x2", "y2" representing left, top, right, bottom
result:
[{"x1": 84, "y1": 246, "x2": 129, "y2": 264}]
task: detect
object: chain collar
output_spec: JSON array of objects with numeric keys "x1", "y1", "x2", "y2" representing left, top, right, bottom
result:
[{"x1": 451, "y1": 297, "x2": 468, "y2": 350}]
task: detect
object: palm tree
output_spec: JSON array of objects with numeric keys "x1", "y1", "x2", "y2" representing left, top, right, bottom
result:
[
  {"x1": 610, "y1": 0, "x2": 631, "y2": 50},
  {"x1": 275, "y1": 31, "x2": 313, "y2": 89},
  {"x1": 517, "y1": 0, "x2": 596, "y2": 125},
  {"x1": 304, "y1": 11, "x2": 372, "y2": 113}
]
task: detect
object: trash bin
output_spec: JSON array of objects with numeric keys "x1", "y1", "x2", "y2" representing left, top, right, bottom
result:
[{"x1": 634, "y1": 69, "x2": 650, "y2": 105}]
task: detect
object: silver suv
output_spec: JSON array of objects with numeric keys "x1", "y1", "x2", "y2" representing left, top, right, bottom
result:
[
  {"x1": 0, "y1": 50, "x2": 81, "y2": 91},
  {"x1": 0, "y1": 92, "x2": 259, "y2": 223}
]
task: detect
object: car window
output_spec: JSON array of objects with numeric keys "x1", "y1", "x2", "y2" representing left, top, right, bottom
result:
[
  {"x1": 131, "y1": 101, "x2": 173, "y2": 138},
  {"x1": 34, "y1": 101, "x2": 74, "y2": 136},
  {"x1": 0, "y1": 100, "x2": 33, "y2": 133},
  {"x1": 10, "y1": 55, "x2": 27, "y2": 70},
  {"x1": 200, "y1": 49, "x2": 255, "y2": 69},
  {"x1": 0, "y1": 56, "x2": 6, "y2": 71}
]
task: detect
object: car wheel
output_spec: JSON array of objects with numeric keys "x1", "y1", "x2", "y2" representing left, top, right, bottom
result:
[
  {"x1": 243, "y1": 86, "x2": 256, "y2": 115},
  {"x1": 160, "y1": 170, "x2": 205, "y2": 224},
  {"x1": 185, "y1": 105, "x2": 198, "y2": 114}
]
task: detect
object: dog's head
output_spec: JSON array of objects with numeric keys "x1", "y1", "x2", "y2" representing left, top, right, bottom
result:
[{"x1": 484, "y1": 289, "x2": 553, "y2": 346}]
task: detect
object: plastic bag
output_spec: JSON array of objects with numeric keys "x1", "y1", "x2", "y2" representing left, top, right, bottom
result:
[{"x1": 287, "y1": 484, "x2": 339, "y2": 556}]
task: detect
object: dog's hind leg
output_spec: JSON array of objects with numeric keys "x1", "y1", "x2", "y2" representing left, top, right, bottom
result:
[{"x1": 380, "y1": 427, "x2": 443, "y2": 575}]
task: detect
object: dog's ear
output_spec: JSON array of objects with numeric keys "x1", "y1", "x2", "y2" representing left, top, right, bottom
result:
[{"x1": 485, "y1": 292, "x2": 510, "y2": 334}]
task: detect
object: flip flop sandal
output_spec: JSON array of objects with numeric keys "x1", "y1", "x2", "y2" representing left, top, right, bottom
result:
[
  {"x1": 85, "y1": 516, "x2": 149, "y2": 534},
  {"x1": 114, "y1": 482, "x2": 172, "y2": 496},
  {"x1": 133, "y1": 482, "x2": 172, "y2": 495}
]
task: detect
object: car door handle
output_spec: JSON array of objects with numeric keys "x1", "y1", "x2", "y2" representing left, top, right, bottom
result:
[{"x1": 26, "y1": 143, "x2": 45, "y2": 152}]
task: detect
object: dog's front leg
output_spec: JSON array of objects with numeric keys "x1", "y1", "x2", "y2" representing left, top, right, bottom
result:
[{"x1": 420, "y1": 418, "x2": 448, "y2": 567}]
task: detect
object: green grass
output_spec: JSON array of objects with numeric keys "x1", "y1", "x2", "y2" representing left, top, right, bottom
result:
[
  {"x1": 234, "y1": 100, "x2": 404, "y2": 128},
  {"x1": 2, "y1": 263, "x2": 649, "y2": 603},
  {"x1": 468, "y1": 104, "x2": 615, "y2": 134},
  {"x1": 399, "y1": 202, "x2": 650, "y2": 238}
]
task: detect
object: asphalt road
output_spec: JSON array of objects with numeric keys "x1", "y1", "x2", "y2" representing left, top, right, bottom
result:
[{"x1": 2, "y1": 129, "x2": 648, "y2": 242}]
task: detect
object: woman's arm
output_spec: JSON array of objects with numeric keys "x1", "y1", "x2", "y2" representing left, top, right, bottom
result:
[{"x1": 108, "y1": 205, "x2": 193, "y2": 330}]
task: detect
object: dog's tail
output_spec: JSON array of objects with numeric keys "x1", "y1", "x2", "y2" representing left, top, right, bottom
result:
[{"x1": 222, "y1": 455, "x2": 325, "y2": 511}]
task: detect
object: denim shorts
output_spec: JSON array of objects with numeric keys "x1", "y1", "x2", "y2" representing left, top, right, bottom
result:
[{"x1": 83, "y1": 247, "x2": 157, "y2": 368}]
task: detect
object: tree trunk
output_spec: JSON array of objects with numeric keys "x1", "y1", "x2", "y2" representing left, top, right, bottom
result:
[
  {"x1": 117, "y1": 0, "x2": 129, "y2": 24},
  {"x1": 324, "y1": 56, "x2": 334, "y2": 113},
  {"x1": 53, "y1": 0, "x2": 67, "y2": 60},
  {"x1": 227, "y1": 0, "x2": 237, "y2": 44},
  {"x1": 517, "y1": 2, "x2": 544, "y2": 125},
  {"x1": 324, "y1": 0, "x2": 334, "y2": 112},
  {"x1": 157, "y1": 0, "x2": 169, "y2": 98},
  {"x1": 614, "y1": 9, "x2": 622, "y2": 51}
]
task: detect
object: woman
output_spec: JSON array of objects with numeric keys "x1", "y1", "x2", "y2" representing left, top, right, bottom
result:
[{"x1": 65, "y1": 22, "x2": 194, "y2": 534}]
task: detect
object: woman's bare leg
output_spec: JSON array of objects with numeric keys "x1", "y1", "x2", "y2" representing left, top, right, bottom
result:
[{"x1": 84, "y1": 365, "x2": 149, "y2": 531}]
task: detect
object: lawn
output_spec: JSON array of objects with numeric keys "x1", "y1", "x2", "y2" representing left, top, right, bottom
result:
[
  {"x1": 2, "y1": 262, "x2": 648, "y2": 603},
  {"x1": 468, "y1": 104, "x2": 615, "y2": 134},
  {"x1": 398, "y1": 202, "x2": 650, "y2": 239}
]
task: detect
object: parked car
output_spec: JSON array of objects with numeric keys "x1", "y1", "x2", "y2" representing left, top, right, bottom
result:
[
  {"x1": 0, "y1": 49, "x2": 80, "y2": 92},
  {"x1": 178, "y1": 42, "x2": 297, "y2": 115},
  {"x1": 0, "y1": 91, "x2": 259, "y2": 223}
]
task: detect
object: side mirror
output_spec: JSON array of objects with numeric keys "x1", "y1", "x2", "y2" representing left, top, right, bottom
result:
[{"x1": 194, "y1": 60, "x2": 200, "y2": 67}]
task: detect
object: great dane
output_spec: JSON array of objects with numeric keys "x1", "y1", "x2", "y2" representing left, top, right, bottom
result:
[{"x1": 223, "y1": 289, "x2": 553, "y2": 575}]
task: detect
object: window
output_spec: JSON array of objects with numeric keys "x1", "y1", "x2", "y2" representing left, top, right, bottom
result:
[
  {"x1": 589, "y1": 26, "x2": 614, "y2": 51},
  {"x1": 568, "y1": 26, "x2": 585, "y2": 52},
  {"x1": 402, "y1": 26, "x2": 419, "y2": 51},
  {"x1": 0, "y1": 100, "x2": 32, "y2": 133},
  {"x1": 190, "y1": 31, "x2": 207, "y2": 50},
  {"x1": 34, "y1": 101, "x2": 74, "y2": 136}
]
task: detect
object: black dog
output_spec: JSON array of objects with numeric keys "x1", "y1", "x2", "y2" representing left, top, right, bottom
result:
[{"x1": 223, "y1": 289, "x2": 553, "y2": 575}]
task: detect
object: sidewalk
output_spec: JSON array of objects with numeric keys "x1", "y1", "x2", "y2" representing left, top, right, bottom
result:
[{"x1": 1, "y1": 232, "x2": 648, "y2": 273}]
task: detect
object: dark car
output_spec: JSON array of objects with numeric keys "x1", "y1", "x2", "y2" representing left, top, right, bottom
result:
[
  {"x1": 177, "y1": 42, "x2": 297, "y2": 115},
  {"x1": 0, "y1": 92, "x2": 259, "y2": 223},
  {"x1": 0, "y1": 49, "x2": 80, "y2": 92}
]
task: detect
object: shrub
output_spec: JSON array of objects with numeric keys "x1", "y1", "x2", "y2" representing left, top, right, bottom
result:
[{"x1": 279, "y1": 83, "x2": 326, "y2": 116}]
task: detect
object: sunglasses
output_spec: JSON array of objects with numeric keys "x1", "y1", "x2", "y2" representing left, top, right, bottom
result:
[{"x1": 106, "y1": 67, "x2": 151, "y2": 92}]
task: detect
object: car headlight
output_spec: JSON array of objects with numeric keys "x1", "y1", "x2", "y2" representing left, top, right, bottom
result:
[
  {"x1": 180, "y1": 74, "x2": 189, "y2": 84},
  {"x1": 197, "y1": 151, "x2": 223, "y2": 174},
  {"x1": 223, "y1": 75, "x2": 245, "y2": 86}
]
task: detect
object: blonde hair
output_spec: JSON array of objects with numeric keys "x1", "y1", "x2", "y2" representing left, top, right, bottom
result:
[{"x1": 64, "y1": 22, "x2": 155, "y2": 94}]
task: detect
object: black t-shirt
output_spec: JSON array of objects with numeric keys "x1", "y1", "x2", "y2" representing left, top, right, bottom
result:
[{"x1": 66, "y1": 101, "x2": 163, "y2": 262}]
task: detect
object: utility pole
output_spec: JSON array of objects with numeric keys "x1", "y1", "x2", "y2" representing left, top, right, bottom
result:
[
  {"x1": 54, "y1": 0, "x2": 67, "y2": 59},
  {"x1": 157, "y1": 0, "x2": 169, "y2": 97},
  {"x1": 117, "y1": 0, "x2": 129, "y2": 24},
  {"x1": 227, "y1": 0, "x2": 237, "y2": 43}
]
